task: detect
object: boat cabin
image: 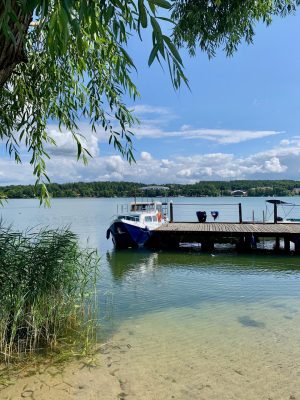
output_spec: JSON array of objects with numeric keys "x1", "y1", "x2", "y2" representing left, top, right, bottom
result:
[
  {"x1": 116, "y1": 213, "x2": 159, "y2": 224},
  {"x1": 130, "y1": 202, "x2": 162, "y2": 213},
  {"x1": 116, "y1": 202, "x2": 163, "y2": 225}
]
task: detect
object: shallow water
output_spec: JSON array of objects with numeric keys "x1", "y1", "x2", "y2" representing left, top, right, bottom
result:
[{"x1": 1, "y1": 197, "x2": 300, "y2": 399}]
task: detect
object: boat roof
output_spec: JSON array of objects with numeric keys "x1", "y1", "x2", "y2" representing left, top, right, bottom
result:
[{"x1": 130, "y1": 201, "x2": 161, "y2": 205}]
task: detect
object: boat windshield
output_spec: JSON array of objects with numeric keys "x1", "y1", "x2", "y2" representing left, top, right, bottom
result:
[
  {"x1": 117, "y1": 215, "x2": 140, "y2": 222},
  {"x1": 144, "y1": 216, "x2": 158, "y2": 222},
  {"x1": 130, "y1": 202, "x2": 160, "y2": 212}
]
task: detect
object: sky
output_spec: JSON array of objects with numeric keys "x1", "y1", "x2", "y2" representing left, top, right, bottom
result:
[{"x1": 1, "y1": 10, "x2": 300, "y2": 185}]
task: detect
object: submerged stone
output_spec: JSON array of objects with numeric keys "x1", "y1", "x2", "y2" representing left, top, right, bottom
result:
[{"x1": 238, "y1": 316, "x2": 265, "y2": 328}]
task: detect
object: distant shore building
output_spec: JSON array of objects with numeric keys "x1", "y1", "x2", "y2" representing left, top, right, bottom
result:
[
  {"x1": 231, "y1": 190, "x2": 247, "y2": 197},
  {"x1": 292, "y1": 188, "x2": 300, "y2": 195}
]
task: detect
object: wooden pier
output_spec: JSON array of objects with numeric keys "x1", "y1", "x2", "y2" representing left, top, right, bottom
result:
[{"x1": 149, "y1": 222, "x2": 300, "y2": 253}]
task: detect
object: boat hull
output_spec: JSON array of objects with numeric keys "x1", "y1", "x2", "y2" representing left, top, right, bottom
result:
[{"x1": 107, "y1": 221, "x2": 152, "y2": 249}]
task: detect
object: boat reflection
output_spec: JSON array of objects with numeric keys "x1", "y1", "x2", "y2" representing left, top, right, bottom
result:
[
  {"x1": 106, "y1": 249, "x2": 158, "y2": 281},
  {"x1": 106, "y1": 249, "x2": 300, "y2": 282}
]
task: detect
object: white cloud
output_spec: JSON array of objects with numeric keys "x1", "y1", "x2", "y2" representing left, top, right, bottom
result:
[
  {"x1": 140, "y1": 151, "x2": 152, "y2": 161},
  {"x1": 135, "y1": 125, "x2": 281, "y2": 144},
  {"x1": 0, "y1": 143, "x2": 296, "y2": 185},
  {"x1": 184, "y1": 129, "x2": 281, "y2": 144},
  {"x1": 16, "y1": 105, "x2": 282, "y2": 168},
  {"x1": 104, "y1": 155, "x2": 125, "y2": 174},
  {"x1": 180, "y1": 124, "x2": 192, "y2": 131},
  {"x1": 46, "y1": 123, "x2": 100, "y2": 158},
  {"x1": 264, "y1": 157, "x2": 287, "y2": 173},
  {"x1": 0, "y1": 158, "x2": 34, "y2": 185},
  {"x1": 280, "y1": 139, "x2": 291, "y2": 146},
  {"x1": 133, "y1": 105, "x2": 171, "y2": 115},
  {"x1": 0, "y1": 105, "x2": 296, "y2": 185},
  {"x1": 177, "y1": 168, "x2": 192, "y2": 178},
  {"x1": 131, "y1": 105, "x2": 281, "y2": 145}
]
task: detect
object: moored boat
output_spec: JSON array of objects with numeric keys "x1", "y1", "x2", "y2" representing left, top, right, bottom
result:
[
  {"x1": 106, "y1": 201, "x2": 167, "y2": 249},
  {"x1": 107, "y1": 186, "x2": 169, "y2": 249}
]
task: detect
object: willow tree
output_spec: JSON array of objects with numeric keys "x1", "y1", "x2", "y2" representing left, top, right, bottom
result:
[
  {"x1": 173, "y1": 0, "x2": 300, "y2": 57},
  {"x1": 0, "y1": 0, "x2": 186, "y2": 200},
  {"x1": 1, "y1": 1, "x2": 299, "y2": 201}
]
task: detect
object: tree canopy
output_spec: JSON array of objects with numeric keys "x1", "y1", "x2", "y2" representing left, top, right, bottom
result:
[
  {"x1": 173, "y1": 0, "x2": 300, "y2": 57},
  {"x1": 0, "y1": 0, "x2": 186, "y2": 201},
  {"x1": 0, "y1": 179, "x2": 298, "y2": 199},
  {"x1": 0, "y1": 1, "x2": 299, "y2": 202}
]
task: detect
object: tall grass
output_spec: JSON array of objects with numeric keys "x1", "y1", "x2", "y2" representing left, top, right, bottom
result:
[{"x1": 0, "y1": 225, "x2": 99, "y2": 363}]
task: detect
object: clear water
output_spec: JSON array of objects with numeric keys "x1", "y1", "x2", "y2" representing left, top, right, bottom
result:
[{"x1": 2, "y1": 197, "x2": 300, "y2": 399}]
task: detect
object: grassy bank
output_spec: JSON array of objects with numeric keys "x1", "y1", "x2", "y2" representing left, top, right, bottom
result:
[{"x1": 0, "y1": 226, "x2": 99, "y2": 364}]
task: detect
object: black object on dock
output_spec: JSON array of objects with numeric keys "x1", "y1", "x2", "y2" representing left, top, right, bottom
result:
[{"x1": 196, "y1": 211, "x2": 207, "y2": 223}]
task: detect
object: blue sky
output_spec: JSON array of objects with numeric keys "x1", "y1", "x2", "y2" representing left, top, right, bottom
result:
[{"x1": 1, "y1": 10, "x2": 300, "y2": 185}]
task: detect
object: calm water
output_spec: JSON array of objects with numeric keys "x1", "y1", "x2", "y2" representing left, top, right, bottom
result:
[{"x1": 2, "y1": 197, "x2": 300, "y2": 399}]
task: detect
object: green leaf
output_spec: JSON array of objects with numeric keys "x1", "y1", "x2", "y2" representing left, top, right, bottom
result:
[
  {"x1": 138, "y1": 0, "x2": 148, "y2": 28},
  {"x1": 0, "y1": 0, "x2": 189, "y2": 205},
  {"x1": 148, "y1": 44, "x2": 159, "y2": 65},
  {"x1": 163, "y1": 35, "x2": 183, "y2": 65},
  {"x1": 150, "y1": 0, "x2": 171, "y2": 10},
  {"x1": 150, "y1": 16, "x2": 162, "y2": 41},
  {"x1": 120, "y1": 47, "x2": 136, "y2": 69}
]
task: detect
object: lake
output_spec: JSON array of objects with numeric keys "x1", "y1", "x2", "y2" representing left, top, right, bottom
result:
[{"x1": 1, "y1": 197, "x2": 300, "y2": 399}]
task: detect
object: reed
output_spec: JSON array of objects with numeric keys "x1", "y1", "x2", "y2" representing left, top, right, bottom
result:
[{"x1": 0, "y1": 225, "x2": 99, "y2": 363}]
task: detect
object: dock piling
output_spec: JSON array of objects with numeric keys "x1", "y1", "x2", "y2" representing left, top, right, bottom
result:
[
  {"x1": 151, "y1": 222, "x2": 300, "y2": 254},
  {"x1": 284, "y1": 237, "x2": 291, "y2": 253},
  {"x1": 238, "y1": 203, "x2": 243, "y2": 224},
  {"x1": 274, "y1": 203, "x2": 278, "y2": 224},
  {"x1": 169, "y1": 201, "x2": 174, "y2": 223}
]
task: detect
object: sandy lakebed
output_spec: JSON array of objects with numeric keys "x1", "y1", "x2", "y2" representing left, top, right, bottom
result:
[{"x1": 1, "y1": 300, "x2": 300, "y2": 400}]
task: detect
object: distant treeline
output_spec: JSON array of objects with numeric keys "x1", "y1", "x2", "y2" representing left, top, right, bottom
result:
[{"x1": 1, "y1": 180, "x2": 300, "y2": 199}]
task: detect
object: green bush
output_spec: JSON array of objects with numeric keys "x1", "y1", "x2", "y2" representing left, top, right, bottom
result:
[{"x1": 0, "y1": 226, "x2": 99, "y2": 363}]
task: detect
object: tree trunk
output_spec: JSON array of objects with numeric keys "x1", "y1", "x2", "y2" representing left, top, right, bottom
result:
[{"x1": 0, "y1": 2, "x2": 33, "y2": 88}]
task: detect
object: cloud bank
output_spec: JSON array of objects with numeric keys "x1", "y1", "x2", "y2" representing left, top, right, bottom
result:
[
  {"x1": 1, "y1": 143, "x2": 298, "y2": 186},
  {"x1": 0, "y1": 104, "x2": 296, "y2": 185}
]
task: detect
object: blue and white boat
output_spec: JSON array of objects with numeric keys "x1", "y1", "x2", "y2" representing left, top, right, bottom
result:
[
  {"x1": 106, "y1": 200, "x2": 167, "y2": 249},
  {"x1": 107, "y1": 186, "x2": 169, "y2": 249}
]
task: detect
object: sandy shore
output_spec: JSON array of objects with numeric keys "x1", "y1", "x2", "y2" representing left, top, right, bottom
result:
[
  {"x1": 1, "y1": 300, "x2": 300, "y2": 400},
  {"x1": 0, "y1": 348, "x2": 123, "y2": 400}
]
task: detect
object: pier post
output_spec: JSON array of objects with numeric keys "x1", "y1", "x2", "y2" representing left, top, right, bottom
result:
[
  {"x1": 294, "y1": 236, "x2": 300, "y2": 254},
  {"x1": 274, "y1": 236, "x2": 280, "y2": 252},
  {"x1": 284, "y1": 237, "x2": 290, "y2": 253},
  {"x1": 274, "y1": 203, "x2": 278, "y2": 224},
  {"x1": 238, "y1": 203, "x2": 243, "y2": 224},
  {"x1": 236, "y1": 235, "x2": 244, "y2": 252},
  {"x1": 244, "y1": 234, "x2": 253, "y2": 251},
  {"x1": 169, "y1": 201, "x2": 174, "y2": 223},
  {"x1": 201, "y1": 241, "x2": 214, "y2": 252}
]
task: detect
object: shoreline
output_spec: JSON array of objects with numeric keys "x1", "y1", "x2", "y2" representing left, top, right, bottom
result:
[{"x1": 2, "y1": 299, "x2": 300, "y2": 400}]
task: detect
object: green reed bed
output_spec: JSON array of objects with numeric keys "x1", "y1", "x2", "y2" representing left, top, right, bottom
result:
[{"x1": 0, "y1": 226, "x2": 99, "y2": 363}]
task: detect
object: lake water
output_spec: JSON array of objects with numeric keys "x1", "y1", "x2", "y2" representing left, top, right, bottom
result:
[{"x1": 1, "y1": 197, "x2": 300, "y2": 399}]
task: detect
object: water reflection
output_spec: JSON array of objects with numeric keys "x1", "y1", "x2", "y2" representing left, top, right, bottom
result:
[
  {"x1": 103, "y1": 248, "x2": 300, "y2": 333},
  {"x1": 107, "y1": 248, "x2": 300, "y2": 282},
  {"x1": 106, "y1": 249, "x2": 159, "y2": 281},
  {"x1": 102, "y1": 249, "x2": 300, "y2": 400}
]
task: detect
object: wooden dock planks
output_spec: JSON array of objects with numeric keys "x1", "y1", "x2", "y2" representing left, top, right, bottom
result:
[
  {"x1": 154, "y1": 222, "x2": 300, "y2": 235},
  {"x1": 148, "y1": 222, "x2": 300, "y2": 252}
]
